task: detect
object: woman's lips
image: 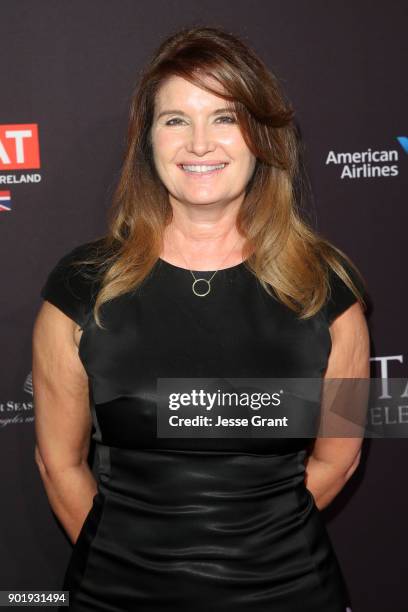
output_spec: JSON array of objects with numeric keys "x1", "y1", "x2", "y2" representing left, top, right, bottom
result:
[{"x1": 177, "y1": 163, "x2": 229, "y2": 177}]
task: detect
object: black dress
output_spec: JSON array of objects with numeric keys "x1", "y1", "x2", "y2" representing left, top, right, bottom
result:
[{"x1": 40, "y1": 239, "x2": 363, "y2": 612}]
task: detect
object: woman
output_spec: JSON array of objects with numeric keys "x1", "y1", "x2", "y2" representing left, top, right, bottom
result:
[{"x1": 32, "y1": 25, "x2": 370, "y2": 612}]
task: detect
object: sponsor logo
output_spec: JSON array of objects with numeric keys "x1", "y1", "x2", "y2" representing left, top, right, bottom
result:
[
  {"x1": 0, "y1": 123, "x2": 42, "y2": 210},
  {"x1": 0, "y1": 372, "x2": 33, "y2": 429},
  {"x1": 0, "y1": 190, "x2": 11, "y2": 212},
  {"x1": 325, "y1": 137, "x2": 406, "y2": 179}
]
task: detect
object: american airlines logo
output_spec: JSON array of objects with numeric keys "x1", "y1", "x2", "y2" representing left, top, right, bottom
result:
[{"x1": 325, "y1": 137, "x2": 407, "y2": 179}]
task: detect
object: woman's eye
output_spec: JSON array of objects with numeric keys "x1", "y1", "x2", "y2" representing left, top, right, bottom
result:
[
  {"x1": 165, "y1": 116, "x2": 237, "y2": 126},
  {"x1": 216, "y1": 115, "x2": 237, "y2": 124},
  {"x1": 165, "y1": 118, "x2": 184, "y2": 126}
]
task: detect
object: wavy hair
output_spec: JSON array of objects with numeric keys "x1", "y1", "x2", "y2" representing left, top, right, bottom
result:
[{"x1": 73, "y1": 25, "x2": 367, "y2": 329}]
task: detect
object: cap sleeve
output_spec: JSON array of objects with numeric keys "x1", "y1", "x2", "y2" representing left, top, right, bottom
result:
[
  {"x1": 324, "y1": 255, "x2": 367, "y2": 326},
  {"x1": 40, "y1": 241, "x2": 99, "y2": 329}
]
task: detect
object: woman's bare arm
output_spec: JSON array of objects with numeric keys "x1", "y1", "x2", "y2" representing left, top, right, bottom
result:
[
  {"x1": 32, "y1": 301, "x2": 98, "y2": 544},
  {"x1": 304, "y1": 300, "x2": 370, "y2": 510}
]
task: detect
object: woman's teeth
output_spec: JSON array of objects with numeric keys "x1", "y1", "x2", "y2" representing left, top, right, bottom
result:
[{"x1": 181, "y1": 163, "x2": 227, "y2": 173}]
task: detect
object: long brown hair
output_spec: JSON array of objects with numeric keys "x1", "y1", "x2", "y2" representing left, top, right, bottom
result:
[{"x1": 74, "y1": 25, "x2": 367, "y2": 329}]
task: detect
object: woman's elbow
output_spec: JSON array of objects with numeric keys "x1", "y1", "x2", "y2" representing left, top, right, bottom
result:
[
  {"x1": 34, "y1": 445, "x2": 46, "y2": 472},
  {"x1": 344, "y1": 448, "x2": 362, "y2": 481}
]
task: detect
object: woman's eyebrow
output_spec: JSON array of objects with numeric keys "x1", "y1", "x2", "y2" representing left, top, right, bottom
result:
[{"x1": 156, "y1": 107, "x2": 234, "y2": 119}]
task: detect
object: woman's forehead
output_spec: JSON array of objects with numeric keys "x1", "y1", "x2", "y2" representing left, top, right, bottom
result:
[{"x1": 154, "y1": 74, "x2": 229, "y2": 108}]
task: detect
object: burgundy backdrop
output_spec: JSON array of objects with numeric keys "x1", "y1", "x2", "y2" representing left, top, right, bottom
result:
[{"x1": 1, "y1": 1, "x2": 407, "y2": 610}]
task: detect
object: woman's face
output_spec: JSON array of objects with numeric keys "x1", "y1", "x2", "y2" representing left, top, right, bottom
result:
[{"x1": 150, "y1": 75, "x2": 256, "y2": 209}]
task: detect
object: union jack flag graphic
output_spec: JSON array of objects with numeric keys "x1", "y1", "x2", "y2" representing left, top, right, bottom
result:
[{"x1": 0, "y1": 190, "x2": 11, "y2": 211}]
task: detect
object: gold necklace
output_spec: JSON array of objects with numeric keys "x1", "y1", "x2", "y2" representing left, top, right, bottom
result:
[{"x1": 171, "y1": 236, "x2": 243, "y2": 297}]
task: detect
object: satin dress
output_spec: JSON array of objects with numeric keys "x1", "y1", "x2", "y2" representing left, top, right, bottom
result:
[{"x1": 40, "y1": 238, "x2": 363, "y2": 611}]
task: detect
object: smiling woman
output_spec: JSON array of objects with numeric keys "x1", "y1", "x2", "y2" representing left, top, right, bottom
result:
[
  {"x1": 150, "y1": 75, "x2": 256, "y2": 214},
  {"x1": 33, "y1": 24, "x2": 369, "y2": 612}
]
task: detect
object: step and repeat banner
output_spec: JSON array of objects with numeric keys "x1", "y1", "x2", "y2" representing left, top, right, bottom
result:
[{"x1": 1, "y1": 1, "x2": 406, "y2": 610}]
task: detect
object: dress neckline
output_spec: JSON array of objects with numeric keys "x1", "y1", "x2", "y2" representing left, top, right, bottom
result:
[{"x1": 158, "y1": 257, "x2": 248, "y2": 273}]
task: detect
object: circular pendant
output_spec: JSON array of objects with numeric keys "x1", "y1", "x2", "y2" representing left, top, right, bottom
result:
[{"x1": 192, "y1": 278, "x2": 211, "y2": 297}]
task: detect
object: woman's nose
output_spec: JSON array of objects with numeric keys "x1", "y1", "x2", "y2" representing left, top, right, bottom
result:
[{"x1": 185, "y1": 124, "x2": 216, "y2": 154}]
